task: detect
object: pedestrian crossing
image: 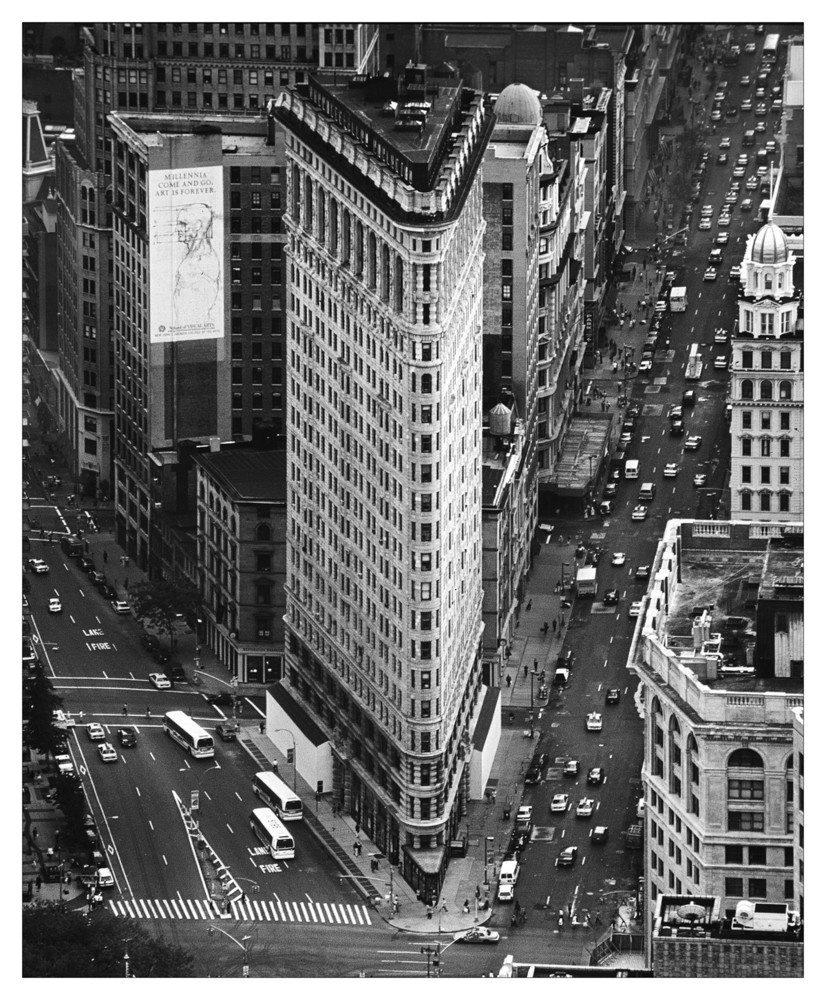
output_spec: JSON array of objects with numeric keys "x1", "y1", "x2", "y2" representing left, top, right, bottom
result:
[{"x1": 108, "y1": 897, "x2": 373, "y2": 925}]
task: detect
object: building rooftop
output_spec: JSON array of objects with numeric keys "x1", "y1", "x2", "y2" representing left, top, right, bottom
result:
[
  {"x1": 195, "y1": 448, "x2": 288, "y2": 503},
  {"x1": 654, "y1": 894, "x2": 802, "y2": 943}
]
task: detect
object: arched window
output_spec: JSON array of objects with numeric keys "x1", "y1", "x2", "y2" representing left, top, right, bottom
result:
[
  {"x1": 752, "y1": 271, "x2": 758, "y2": 290},
  {"x1": 668, "y1": 716, "x2": 683, "y2": 797},
  {"x1": 777, "y1": 273, "x2": 784, "y2": 289},
  {"x1": 741, "y1": 379, "x2": 754, "y2": 400},
  {"x1": 779, "y1": 380, "x2": 792, "y2": 400},
  {"x1": 728, "y1": 747, "x2": 764, "y2": 768},
  {"x1": 686, "y1": 733, "x2": 700, "y2": 816},
  {"x1": 651, "y1": 697, "x2": 665, "y2": 779},
  {"x1": 421, "y1": 373, "x2": 432, "y2": 394},
  {"x1": 759, "y1": 380, "x2": 773, "y2": 400},
  {"x1": 256, "y1": 523, "x2": 272, "y2": 541}
]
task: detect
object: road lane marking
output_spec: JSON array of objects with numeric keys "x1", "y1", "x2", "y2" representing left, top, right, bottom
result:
[
  {"x1": 235, "y1": 791, "x2": 243, "y2": 801},
  {"x1": 148, "y1": 820, "x2": 154, "y2": 831},
  {"x1": 162, "y1": 854, "x2": 168, "y2": 865},
  {"x1": 136, "y1": 786, "x2": 141, "y2": 797}
]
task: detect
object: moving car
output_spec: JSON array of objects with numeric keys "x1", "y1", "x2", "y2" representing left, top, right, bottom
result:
[
  {"x1": 717, "y1": 213, "x2": 731, "y2": 228},
  {"x1": 703, "y1": 268, "x2": 718, "y2": 282},
  {"x1": 745, "y1": 41, "x2": 756, "y2": 54},
  {"x1": 550, "y1": 793, "x2": 569, "y2": 813},
  {"x1": 715, "y1": 232, "x2": 729, "y2": 245},
  {"x1": 591, "y1": 825, "x2": 609, "y2": 844},
  {"x1": 694, "y1": 474, "x2": 708, "y2": 487},
  {"x1": 700, "y1": 204, "x2": 713, "y2": 218},
  {"x1": 724, "y1": 190, "x2": 738, "y2": 205},
  {"x1": 454, "y1": 927, "x2": 500, "y2": 944},
  {"x1": 746, "y1": 175, "x2": 758, "y2": 190},
  {"x1": 741, "y1": 197, "x2": 753, "y2": 212},
  {"x1": 87, "y1": 723, "x2": 106, "y2": 741},
  {"x1": 739, "y1": 75, "x2": 751, "y2": 87},
  {"x1": 635, "y1": 565, "x2": 651, "y2": 580},
  {"x1": 685, "y1": 435, "x2": 702, "y2": 451},
  {"x1": 576, "y1": 797, "x2": 595, "y2": 818},
  {"x1": 563, "y1": 759, "x2": 580, "y2": 778},
  {"x1": 756, "y1": 102, "x2": 767, "y2": 116},
  {"x1": 117, "y1": 727, "x2": 137, "y2": 747},
  {"x1": 670, "y1": 420, "x2": 684, "y2": 436},
  {"x1": 149, "y1": 672, "x2": 171, "y2": 689},
  {"x1": 698, "y1": 218, "x2": 711, "y2": 231},
  {"x1": 603, "y1": 589, "x2": 619, "y2": 606},
  {"x1": 638, "y1": 358, "x2": 652, "y2": 372},
  {"x1": 28, "y1": 558, "x2": 49, "y2": 574},
  {"x1": 216, "y1": 721, "x2": 240, "y2": 742},
  {"x1": 98, "y1": 742, "x2": 118, "y2": 763},
  {"x1": 682, "y1": 390, "x2": 696, "y2": 407},
  {"x1": 168, "y1": 663, "x2": 187, "y2": 683},
  {"x1": 755, "y1": 120, "x2": 766, "y2": 133},
  {"x1": 729, "y1": 265, "x2": 742, "y2": 283},
  {"x1": 605, "y1": 688, "x2": 621, "y2": 704},
  {"x1": 516, "y1": 805, "x2": 534, "y2": 829},
  {"x1": 663, "y1": 463, "x2": 678, "y2": 478},
  {"x1": 587, "y1": 767, "x2": 606, "y2": 786},
  {"x1": 629, "y1": 601, "x2": 643, "y2": 619},
  {"x1": 48, "y1": 597, "x2": 62, "y2": 613},
  {"x1": 716, "y1": 152, "x2": 728, "y2": 165},
  {"x1": 555, "y1": 846, "x2": 579, "y2": 868},
  {"x1": 714, "y1": 355, "x2": 728, "y2": 369},
  {"x1": 603, "y1": 482, "x2": 618, "y2": 498},
  {"x1": 206, "y1": 692, "x2": 236, "y2": 707},
  {"x1": 715, "y1": 328, "x2": 728, "y2": 343},
  {"x1": 585, "y1": 712, "x2": 603, "y2": 732},
  {"x1": 111, "y1": 600, "x2": 131, "y2": 614},
  {"x1": 631, "y1": 505, "x2": 648, "y2": 521},
  {"x1": 718, "y1": 137, "x2": 731, "y2": 149},
  {"x1": 611, "y1": 552, "x2": 626, "y2": 566},
  {"x1": 668, "y1": 404, "x2": 683, "y2": 420}
]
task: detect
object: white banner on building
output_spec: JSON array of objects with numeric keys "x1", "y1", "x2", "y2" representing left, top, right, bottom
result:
[{"x1": 148, "y1": 165, "x2": 224, "y2": 343}]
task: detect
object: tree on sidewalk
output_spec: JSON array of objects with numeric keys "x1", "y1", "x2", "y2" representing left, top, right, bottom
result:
[
  {"x1": 128, "y1": 578, "x2": 202, "y2": 650},
  {"x1": 23, "y1": 902, "x2": 195, "y2": 977},
  {"x1": 24, "y1": 665, "x2": 64, "y2": 757}
]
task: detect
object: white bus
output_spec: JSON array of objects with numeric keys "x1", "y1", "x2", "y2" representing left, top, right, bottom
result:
[
  {"x1": 685, "y1": 343, "x2": 703, "y2": 381},
  {"x1": 762, "y1": 33, "x2": 780, "y2": 64},
  {"x1": 252, "y1": 770, "x2": 304, "y2": 821},
  {"x1": 163, "y1": 710, "x2": 215, "y2": 758},
  {"x1": 250, "y1": 807, "x2": 295, "y2": 860}
]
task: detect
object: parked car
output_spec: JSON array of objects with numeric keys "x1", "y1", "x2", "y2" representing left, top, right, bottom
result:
[
  {"x1": 635, "y1": 565, "x2": 651, "y2": 580},
  {"x1": 629, "y1": 601, "x2": 643, "y2": 619},
  {"x1": 111, "y1": 600, "x2": 131, "y2": 615},
  {"x1": 28, "y1": 558, "x2": 49, "y2": 574},
  {"x1": 603, "y1": 481, "x2": 618, "y2": 498},
  {"x1": 563, "y1": 759, "x2": 580, "y2": 778}
]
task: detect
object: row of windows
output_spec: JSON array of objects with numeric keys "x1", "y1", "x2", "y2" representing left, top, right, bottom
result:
[
  {"x1": 737, "y1": 490, "x2": 793, "y2": 512},
  {"x1": 738, "y1": 348, "x2": 795, "y2": 369},
  {"x1": 158, "y1": 23, "x2": 309, "y2": 36},
  {"x1": 741, "y1": 439, "x2": 792, "y2": 460},
  {"x1": 739, "y1": 378, "x2": 794, "y2": 400},
  {"x1": 723, "y1": 877, "x2": 795, "y2": 900},
  {"x1": 740, "y1": 409, "x2": 792, "y2": 430},
  {"x1": 156, "y1": 41, "x2": 312, "y2": 62},
  {"x1": 156, "y1": 91, "x2": 279, "y2": 111},
  {"x1": 739, "y1": 309, "x2": 794, "y2": 335}
]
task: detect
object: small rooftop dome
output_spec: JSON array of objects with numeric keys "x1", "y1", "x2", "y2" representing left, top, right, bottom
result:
[
  {"x1": 495, "y1": 83, "x2": 543, "y2": 125},
  {"x1": 750, "y1": 222, "x2": 789, "y2": 265}
]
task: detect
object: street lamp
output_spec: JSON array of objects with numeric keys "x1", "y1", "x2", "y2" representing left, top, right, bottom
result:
[
  {"x1": 270, "y1": 728, "x2": 297, "y2": 791},
  {"x1": 208, "y1": 925, "x2": 252, "y2": 978}
]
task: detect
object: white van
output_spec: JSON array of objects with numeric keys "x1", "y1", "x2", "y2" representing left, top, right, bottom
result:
[
  {"x1": 497, "y1": 859, "x2": 520, "y2": 901},
  {"x1": 624, "y1": 459, "x2": 640, "y2": 480},
  {"x1": 638, "y1": 482, "x2": 656, "y2": 501}
]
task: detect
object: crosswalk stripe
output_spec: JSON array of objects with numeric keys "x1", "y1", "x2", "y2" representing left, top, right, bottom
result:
[{"x1": 105, "y1": 898, "x2": 372, "y2": 925}]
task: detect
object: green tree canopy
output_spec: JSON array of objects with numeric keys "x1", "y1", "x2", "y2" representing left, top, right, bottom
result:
[
  {"x1": 129, "y1": 578, "x2": 202, "y2": 647},
  {"x1": 23, "y1": 903, "x2": 195, "y2": 977},
  {"x1": 24, "y1": 665, "x2": 64, "y2": 756}
]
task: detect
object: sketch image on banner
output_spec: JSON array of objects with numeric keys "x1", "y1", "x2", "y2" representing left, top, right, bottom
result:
[{"x1": 148, "y1": 165, "x2": 224, "y2": 343}]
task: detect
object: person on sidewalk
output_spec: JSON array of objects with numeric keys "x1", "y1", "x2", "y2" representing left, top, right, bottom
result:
[{"x1": 505, "y1": 674, "x2": 511, "y2": 688}]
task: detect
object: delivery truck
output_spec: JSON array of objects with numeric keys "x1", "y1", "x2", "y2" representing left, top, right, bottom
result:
[{"x1": 575, "y1": 566, "x2": 598, "y2": 597}]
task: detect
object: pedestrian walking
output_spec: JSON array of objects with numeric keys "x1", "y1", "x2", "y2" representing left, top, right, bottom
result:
[
  {"x1": 36, "y1": 875, "x2": 42, "y2": 892},
  {"x1": 505, "y1": 674, "x2": 512, "y2": 688},
  {"x1": 122, "y1": 703, "x2": 128, "y2": 716},
  {"x1": 525, "y1": 599, "x2": 532, "y2": 611},
  {"x1": 146, "y1": 707, "x2": 151, "y2": 719},
  {"x1": 102, "y1": 550, "x2": 108, "y2": 563},
  {"x1": 32, "y1": 827, "x2": 38, "y2": 840},
  {"x1": 523, "y1": 663, "x2": 528, "y2": 677},
  {"x1": 355, "y1": 822, "x2": 360, "y2": 835},
  {"x1": 353, "y1": 840, "x2": 359, "y2": 857},
  {"x1": 552, "y1": 619, "x2": 557, "y2": 633}
]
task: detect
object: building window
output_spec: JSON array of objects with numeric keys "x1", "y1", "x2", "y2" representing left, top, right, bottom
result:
[
  {"x1": 759, "y1": 380, "x2": 773, "y2": 400},
  {"x1": 725, "y1": 877, "x2": 744, "y2": 897},
  {"x1": 741, "y1": 380, "x2": 754, "y2": 400},
  {"x1": 748, "y1": 878, "x2": 767, "y2": 898},
  {"x1": 779, "y1": 492, "x2": 791, "y2": 512},
  {"x1": 748, "y1": 846, "x2": 766, "y2": 866},
  {"x1": 256, "y1": 553, "x2": 272, "y2": 573},
  {"x1": 760, "y1": 438, "x2": 771, "y2": 457},
  {"x1": 779, "y1": 380, "x2": 792, "y2": 400},
  {"x1": 501, "y1": 183, "x2": 513, "y2": 200},
  {"x1": 725, "y1": 845, "x2": 744, "y2": 864},
  {"x1": 728, "y1": 811, "x2": 765, "y2": 832},
  {"x1": 741, "y1": 466, "x2": 752, "y2": 484},
  {"x1": 780, "y1": 438, "x2": 790, "y2": 457},
  {"x1": 742, "y1": 438, "x2": 752, "y2": 457},
  {"x1": 502, "y1": 231, "x2": 513, "y2": 251},
  {"x1": 742, "y1": 411, "x2": 752, "y2": 429},
  {"x1": 761, "y1": 350, "x2": 773, "y2": 370},
  {"x1": 780, "y1": 411, "x2": 790, "y2": 430}
]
